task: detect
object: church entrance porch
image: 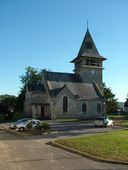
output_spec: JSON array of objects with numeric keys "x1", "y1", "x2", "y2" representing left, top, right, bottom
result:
[{"x1": 32, "y1": 104, "x2": 51, "y2": 120}]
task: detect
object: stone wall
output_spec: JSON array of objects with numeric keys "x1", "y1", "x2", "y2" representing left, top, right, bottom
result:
[{"x1": 51, "y1": 87, "x2": 104, "y2": 119}]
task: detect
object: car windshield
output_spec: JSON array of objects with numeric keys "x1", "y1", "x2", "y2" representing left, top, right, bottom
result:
[{"x1": 16, "y1": 118, "x2": 31, "y2": 124}]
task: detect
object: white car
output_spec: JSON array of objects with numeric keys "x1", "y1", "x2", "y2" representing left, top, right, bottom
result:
[
  {"x1": 94, "y1": 117, "x2": 113, "y2": 127},
  {"x1": 15, "y1": 119, "x2": 43, "y2": 131},
  {"x1": 9, "y1": 118, "x2": 32, "y2": 129}
]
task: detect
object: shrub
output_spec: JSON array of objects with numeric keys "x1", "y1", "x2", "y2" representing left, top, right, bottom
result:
[
  {"x1": 35, "y1": 122, "x2": 43, "y2": 130},
  {"x1": 26, "y1": 121, "x2": 32, "y2": 129},
  {"x1": 42, "y1": 122, "x2": 50, "y2": 131}
]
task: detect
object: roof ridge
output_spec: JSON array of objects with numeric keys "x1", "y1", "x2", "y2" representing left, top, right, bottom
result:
[
  {"x1": 93, "y1": 83, "x2": 103, "y2": 97},
  {"x1": 46, "y1": 70, "x2": 75, "y2": 75},
  {"x1": 44, "y1": 71, "x2": 83, "y2": 83}
]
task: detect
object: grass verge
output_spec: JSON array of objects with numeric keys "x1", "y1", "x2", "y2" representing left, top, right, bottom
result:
[{"x1": 55, "y1": 130, "x2": 128, "y2": 162}]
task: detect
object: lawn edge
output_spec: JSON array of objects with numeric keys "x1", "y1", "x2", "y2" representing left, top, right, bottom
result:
[{"x1": 51, "y1": 141, "x2": 128, "y2": 165}]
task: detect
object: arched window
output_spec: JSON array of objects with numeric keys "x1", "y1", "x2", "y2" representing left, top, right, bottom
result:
[
  {"x1": 63, "y1": 96, "x2": 68, "y2": 112},
  {"x1": 97, "y1": 103, "x2": 101, "y2": 113},
  {"x1": 82, "y1": 103, "x2": 86, "y2": 113}
]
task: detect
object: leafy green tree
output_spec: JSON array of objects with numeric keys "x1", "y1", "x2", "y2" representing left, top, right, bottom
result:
[
  {"x1": 20, "y1": 66, "x2": 42, "y2": 88},
  {"x1": 15, "y1": 66, "x2": 43, "y2": 111},
  {"x1": 15, "y1": 90, "x2": 25, "y2": 111},
  {"x1": 0, "y1": 95, "x2": 17, "y2": 120},
  {"x1": 124, "y1": 98, "x2": 128, "y2": 107},
  {"x1": 103, "y1": 83, "x2": 118, "y2": 113},
  {"x1": 0, "y1": 94, "x2": 17, "y2": 111}
]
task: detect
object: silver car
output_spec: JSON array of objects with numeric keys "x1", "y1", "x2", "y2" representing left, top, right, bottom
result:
[
  {"x1": 15, "y1": 119, "x2": 43, "y2": 131},
  {"x1": 9, "y1": 118, "x2": 32, "y2": 129}
]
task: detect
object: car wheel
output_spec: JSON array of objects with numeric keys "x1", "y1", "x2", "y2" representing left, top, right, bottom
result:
[{"x1": 19, "y1": 127, "x2": 25, "y2": 132}]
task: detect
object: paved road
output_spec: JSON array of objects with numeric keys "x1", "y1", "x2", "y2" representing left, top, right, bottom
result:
[{"x1": 0, "y1": 129, "x2": 127, "y2": 170}]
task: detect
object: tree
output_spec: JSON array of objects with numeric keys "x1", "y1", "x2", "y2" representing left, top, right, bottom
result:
[
  {"x1": 0, "y1": 94, "x2": 17, "y2": 119},
  {"x1": 124, "y1": 98, "x2": 128, "y2": 107},
  {"x1": 103, "y1": 83, "x2": 118, "y2": 113},
  {"x1": 15, "y1": 66, "x2": 43, "y2": 111},
  {"x1": 20, "y1": 66, "x2": 42, "y2": 88},
  {"x1": 15, "y1": 90, "x2": 25, "y2": 111},
  {"x1": 0, "y1": 94, "x2": 17, "y2": 111}
]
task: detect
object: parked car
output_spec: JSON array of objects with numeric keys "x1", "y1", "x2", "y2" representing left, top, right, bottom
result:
[
  {"x1": 94, "y1": 117, "x2": 113, "y2": 127},
  {"x1": 15, "y1": 119, "x2": 43, "y2": 131},
  {"x1": 9, "y1": 118, "x2": 32, "y2": 129}
]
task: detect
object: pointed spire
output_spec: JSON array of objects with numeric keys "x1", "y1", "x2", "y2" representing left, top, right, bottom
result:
[
  {"x1": 77, "y1": 27, "x2": 100, "y2": 57},
  {"x1": 71, "y1": 25, "x2": 106, "y2": 63}
]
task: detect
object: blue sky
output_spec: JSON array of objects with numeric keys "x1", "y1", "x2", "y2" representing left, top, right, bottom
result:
[{"x1": 0, "y1": 0, "x2": 128, "y2": 102}]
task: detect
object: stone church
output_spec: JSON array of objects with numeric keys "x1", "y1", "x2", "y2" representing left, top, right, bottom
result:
[{"x1": 24, "y1": 28, "x2": 106, "y2": 119}]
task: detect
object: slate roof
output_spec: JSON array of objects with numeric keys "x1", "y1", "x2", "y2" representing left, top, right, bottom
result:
[
  {"x1": 27, "y1": 83, "x2": 45, "y2": 92},
  {"x1": 71, "y1": 28, "x2": 106, "y2": 62},
  {"x1": 45, "y1": 71, "x2": 103, "y2": 99},
  {"x1": 45, "y1": 71, "x2": 83, "y2": 83}
]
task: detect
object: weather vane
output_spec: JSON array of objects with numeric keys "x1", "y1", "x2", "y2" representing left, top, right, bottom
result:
[{"x1": 87, "y1": 19, "x2": 89, "y2": 29}]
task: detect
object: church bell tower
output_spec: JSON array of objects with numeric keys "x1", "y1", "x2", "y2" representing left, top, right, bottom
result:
[{"x1": 71, "y1": 28, "x2": 106, "y2": 92}]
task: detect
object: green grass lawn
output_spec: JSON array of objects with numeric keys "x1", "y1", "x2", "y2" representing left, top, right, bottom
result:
[{"x1": 55, "y1": 130, "x2": 128, "y2": 162}]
